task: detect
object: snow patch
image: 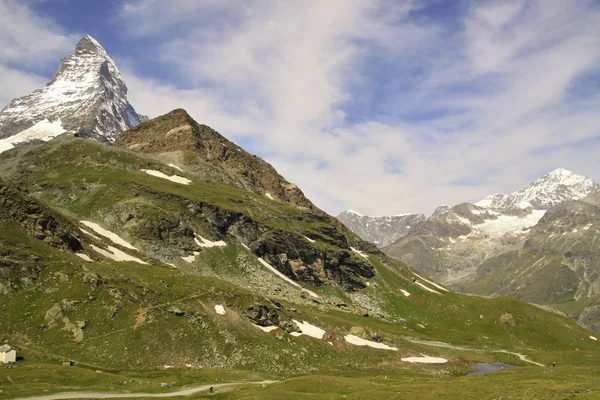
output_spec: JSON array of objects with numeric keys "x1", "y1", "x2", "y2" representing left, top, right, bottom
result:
[
  {"x1": 257, "y1": 258, "x2": 319, "y2": 298},
  {"x1": 414, "y1": 273, "x2": 450, "y2": 292},
  {"x1": 215, "y1": 305, "x2": 226, "y2": 315},
  {"x1": 590, "y1": 336, "x2": 598, "y2": 341},
  {"x1": 253, "y1": 324, "x2": 278, "y2": 332},
  {"x1": 401, "y1": 289, "x2": 410, "y2": 297},
  {"x1": 0, "y1": 119, "x2": 67, "y2": 154},
  {"x1": 304, "y1": 236, "x2": 316, "y2": 243},
  {"x1": 344, "y1": 334, "x2": 398, "y2": 351},
  {"x1": 415, "y1": 281, "x2": 442, "y2": 294},
  {"x1": 240, "y1": 243, "x2": 250, "y2": 250},
  {"x1": 290, "y1": 320, "x2": 326, "y2": 339},
  {"x1": 141, "y1": 169, "x2": 191, "y2": 185},
  {"x1": 75, "y1": 253, "x2": 92, "y2": 262},
  {"x1": 584, "y1": 224, "x2": 592, "y2": 231},
  {"x1": 80, "y1": 221, "x2": 137, "y2": 250},
  {"x1": 90, "y1": 244, "x2": 147, "y2": 264},
  {"x1": 350, "y1": 247, "x2": 369, "y2": 260},
  {"x1": 167, "y1": 163, "x2": 183, "y2": 172},
  {"x1": 265, "y1": 192, "x2": 274, "y2": 200},
  {"x1": 194, "y1": 234, "x2": 226, "y2": 248},
  {"x1": 80, "y1": 228, "x2": 101, "y2": 241},
  {"x1": 401, "y1": 355, "x2": 447, "y2": 364},
  {"x1": 181, "y1": 252, "x2": 200, "y2": 263}
]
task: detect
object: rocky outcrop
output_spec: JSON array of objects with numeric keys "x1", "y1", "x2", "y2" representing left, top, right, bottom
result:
[{"x1": 0, "y1": 180, "x2": 83, "y2": 252}]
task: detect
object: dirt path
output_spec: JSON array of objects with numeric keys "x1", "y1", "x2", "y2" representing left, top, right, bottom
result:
[
  {"x1": 405, "y1": 338, "x2": 545, "y2": 366},
  {"x1": 12, "y1": 380, "x2": 277, "y2": 400}
]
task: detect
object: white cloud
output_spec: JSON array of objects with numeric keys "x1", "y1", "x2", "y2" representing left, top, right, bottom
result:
[
  {"x1": 113, "y1": 0, "x2": 600, "y2": 216},
  {"x1": 0, "y1": 0, "x2": 78, "y2": 107}
]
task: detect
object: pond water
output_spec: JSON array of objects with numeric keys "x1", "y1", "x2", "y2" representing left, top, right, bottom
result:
[{"x1": 467, "y1": 362, "x2": 518, "y2": 376}]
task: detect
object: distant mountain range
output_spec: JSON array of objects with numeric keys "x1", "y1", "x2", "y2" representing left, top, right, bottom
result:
[
  {"x1": 336, "y1": 210, "x2": 425, "y2": 247},
  {"x1": 340, "y1": 168, "x2": 600, "y2": 331}
]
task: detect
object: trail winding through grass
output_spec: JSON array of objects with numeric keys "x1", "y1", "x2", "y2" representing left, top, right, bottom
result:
[
  {"x1": 405, "y1": 338, "x2": 545, "y2": 366},
  {"x1": 12, "y1": 380, "x2": 277, "y2": 400}
]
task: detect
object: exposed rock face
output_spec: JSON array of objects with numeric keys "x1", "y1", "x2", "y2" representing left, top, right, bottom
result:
[
  {"x1": 114, "y1": 109, "x2": 315, "y2": 210},
  {"x1": 0, "y1": 35, "x2": 143, "y2": 152},
  {"x1": 0, "y1": 180, "x2": 83, "y2": 252},
  {"x1": 336, "y1": 210, "x2": 426, "y2": 247}
]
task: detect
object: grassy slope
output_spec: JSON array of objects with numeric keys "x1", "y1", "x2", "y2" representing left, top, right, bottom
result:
[{"x1": 1, "y1": 137, "x2": 599, "y2": 398}]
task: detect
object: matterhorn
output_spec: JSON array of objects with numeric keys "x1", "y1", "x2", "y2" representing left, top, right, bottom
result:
[{"x1": 0, "y1": 35, "x2": 143, "y2": 152}]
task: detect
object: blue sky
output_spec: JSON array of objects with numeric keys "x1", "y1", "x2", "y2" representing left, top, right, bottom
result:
[{"x1": 1, "y1": 0, "x2": 599, "y2": 216}]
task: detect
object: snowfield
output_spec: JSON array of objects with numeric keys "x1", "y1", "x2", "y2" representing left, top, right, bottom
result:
[
  {"x1": 80, "y1": 221, "x2": 138, "y2": 250},
  {"x1": 344, "y1": 334, "x2": 398, "y2": 351},
  {"x1": 253, "y1": 324, "x2": 278, "y2": 333},
  {"x1": 194, "y1": 234, "x2": 226, "y2": 248},
  {"x1": 401, "y1": 355, "x2": 448, "y2": 364},
  {"x1": 90, "y1": 245, "x2": 147, "y2": 264},
  {"x1": 415, "y1": 281, "x2": 441, "y2": 294},
  {"x1": 0, "y1": 119, "x2": 66, "y2": 154},
  {"x1": 141, "y1": 169, "x2": 192, "y2": 185},
  {"x1": 290, "y1": 320, "x2": 326, "y2": 339},
  {"x1": 75, "y1": 253, "x2": 93, "y2": 262}
]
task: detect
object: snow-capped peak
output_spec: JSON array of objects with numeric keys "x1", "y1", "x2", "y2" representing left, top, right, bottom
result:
[
  {"x1": 476, "y1": 168, "x2": 598, "y2": 211},
  {"x1": 346, "y1": 209, "x2": 363, "y2": 216},
  {"x1": 0, "y1": 35, "x2": 143, "y2": 152},
  {"x1": 75, "y1": 35, "x2": 108, "y2": 57}
]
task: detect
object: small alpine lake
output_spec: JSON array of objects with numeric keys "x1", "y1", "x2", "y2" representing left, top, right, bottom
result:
[{"x1": 467, "y1": 362, "x2": 518, "y2": 376}]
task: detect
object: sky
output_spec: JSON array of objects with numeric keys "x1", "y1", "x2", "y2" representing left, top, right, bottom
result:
[{"x1": 1, "y1": 0, "x2": 599, "y2": 216}]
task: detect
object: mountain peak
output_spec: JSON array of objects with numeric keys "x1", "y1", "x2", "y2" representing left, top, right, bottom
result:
[
  {"x1": 0, "y1": 34, "x2": 142, "y2": 150},
  {"x1": 75, "y1": 35, "x2": 107, "y2": 57},
  {"x1": 477, "y1": 168, "x2": 598, "y2": 210}
]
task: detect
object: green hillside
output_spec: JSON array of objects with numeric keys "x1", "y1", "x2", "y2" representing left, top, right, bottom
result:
[{"x1": 1, "y1": 117, "x2": 599, "y2": 398}]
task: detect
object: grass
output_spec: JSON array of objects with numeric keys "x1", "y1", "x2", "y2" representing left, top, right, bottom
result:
[{"x1": 1, "y1": 137, "x2": 600, "y2": 398}]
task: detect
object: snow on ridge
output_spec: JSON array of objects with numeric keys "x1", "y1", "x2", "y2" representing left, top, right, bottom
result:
[
  {"x1": 346, "y1": 209, "x2": 363, "y2": 216},
  {"x1": 0, "y1": 119, "x2": 67, "y2": 154}
]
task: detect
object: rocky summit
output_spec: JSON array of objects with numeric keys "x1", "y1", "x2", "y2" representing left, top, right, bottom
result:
[{"x1": 0, "y1": 35, "x2": 143, "y2": 152}]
